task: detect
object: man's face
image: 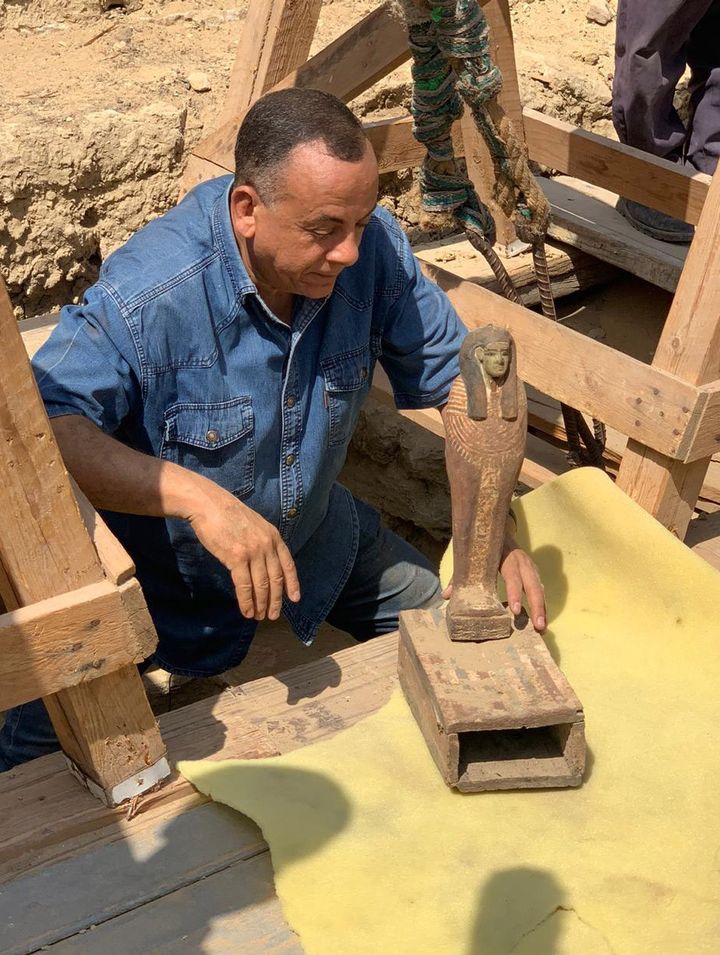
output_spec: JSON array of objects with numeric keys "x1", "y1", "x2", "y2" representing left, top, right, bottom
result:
[{"x1": 230, "y1": 139, "x2": 379, "y2": 299}]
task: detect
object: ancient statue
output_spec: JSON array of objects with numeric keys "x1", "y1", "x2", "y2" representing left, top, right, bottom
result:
[{"x1": 444, "y1": 325, "x2": 527, "y2": 640}]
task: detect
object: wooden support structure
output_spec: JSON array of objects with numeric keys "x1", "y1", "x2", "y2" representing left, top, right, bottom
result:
[
  {"x1": 0, "y1": 278, "x2": 169, "y2": 806},
  {"x1": 181, "y1": 0, "x2": 720, "y2": 553}
]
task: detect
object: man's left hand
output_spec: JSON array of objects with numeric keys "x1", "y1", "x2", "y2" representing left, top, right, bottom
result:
[
  {"x1": 498, "y1": 538, "x2": 546, "y2": 632},
  {"x1": 441, "y1": 537, "x2": 546, "y2": 632}
]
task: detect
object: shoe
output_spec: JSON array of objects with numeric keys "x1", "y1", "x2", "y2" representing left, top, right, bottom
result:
[{"x1": 616, "y1": 197, "x2": 694, "y2": 244}]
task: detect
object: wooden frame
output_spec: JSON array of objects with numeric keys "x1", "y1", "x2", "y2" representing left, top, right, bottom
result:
[
  {"x1": 0, "y1": 278, "x2": 170, "y2": 806},
  {"x1": 183, "y1": 0, "x2": 720, "y2": 547}
]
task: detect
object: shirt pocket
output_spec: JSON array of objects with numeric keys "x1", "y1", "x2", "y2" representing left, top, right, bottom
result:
[
  {"x1": 161, "y1": 396, "x2": 255, "y2": 498},
  {"x1": 321, "y1": 345, "x2": 372, "y2": 448}
]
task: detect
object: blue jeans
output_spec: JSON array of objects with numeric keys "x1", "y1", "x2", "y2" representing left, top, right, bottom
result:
[{"x1": 0, "y1": 500, "x2": 440, "y2": 771}]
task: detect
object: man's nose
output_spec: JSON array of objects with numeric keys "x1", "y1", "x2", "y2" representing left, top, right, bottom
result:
[{"x1": 327, "y1": 232, "x2": 360, "y2": 268}]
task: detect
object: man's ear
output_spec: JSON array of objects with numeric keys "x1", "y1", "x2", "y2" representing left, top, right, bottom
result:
[{"x1": 230, "y1": 185, "x2": 259, "y2": 240}]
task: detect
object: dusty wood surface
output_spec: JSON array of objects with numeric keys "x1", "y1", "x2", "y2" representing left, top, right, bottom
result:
[
  {"x1": 0, "y1": 279, "x2": 165, "y2": 792},
  {"x1": 421, "y1": 261, "x2": 708, "y2": 462},
  {"x1": 192, "y1": 2, "x2": 409, "y2": 176},
  {"x1": 0, "y1": 637, "x2": 398, "y2": 953},
  {"x1": 0, "y1": 580, "x2": 155, "y2": 710},
  {"x1": 218, "y1": 0, "x2": 323, "y2": 126},
  {"x1": 399, "y1": 608, "x2": 584, "y2": 791},
  {"x1": 616, "y1": 165, "x2": 720, "y2": 537},
  {"x1": 524, "y1": 110, "x2": 711, "y2": 226},
  {"x1": 543, "y1": 175, "x2": 688, "y2": 292}
]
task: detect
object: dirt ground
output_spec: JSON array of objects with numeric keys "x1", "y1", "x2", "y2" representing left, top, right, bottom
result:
[{"x1": 0, "y1": 0, "x2": 619, "y2": 317}]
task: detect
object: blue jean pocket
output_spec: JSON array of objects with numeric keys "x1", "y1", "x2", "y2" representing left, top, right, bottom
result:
[
  {"x1": 161, "y1": 396, "x2": 255, "y2": 497},
  {"x1": 321, "y1": 345, "x2": 372, "y2": 447}
]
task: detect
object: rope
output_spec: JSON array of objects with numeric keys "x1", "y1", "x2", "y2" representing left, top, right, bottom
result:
[{"x1": 393, "y1": 0, "x2": 607, "y2": 470}]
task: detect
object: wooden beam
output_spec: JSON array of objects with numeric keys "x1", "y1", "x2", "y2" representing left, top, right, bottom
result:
[
  {"x1": 542, "y1": 175, "x2": 688, "y2": 292},
  {"x1": 616, "y1": 164, "x2": 720, "y2": 535},
  {"x1": 192, "y1": 2, "x2": 410, "y2": 174},
  {"x1": 217, "y1": 0, "x2": 324, "y2": 127},
  {"x1": 523, "y1": 109, "x2": 711, "y2": 226},
  {"x1": 0, "y1": 278, "x2": 167, "y2": 800},
  {"x1": 419, "y1": 260, "x2": 709, "y2": 461},
  {"x1": 0, "y1": 580, "x2": 156, "y2": 711}
]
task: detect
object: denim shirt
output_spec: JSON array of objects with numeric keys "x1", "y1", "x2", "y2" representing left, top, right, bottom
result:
[{"x1": 33, "y1": 175, "x2": 465, "y2": 676}]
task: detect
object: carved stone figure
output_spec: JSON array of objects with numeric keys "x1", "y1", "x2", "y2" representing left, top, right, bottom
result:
[{"x1": 444, "y1": 325, "x2": 527, "y2": 640}]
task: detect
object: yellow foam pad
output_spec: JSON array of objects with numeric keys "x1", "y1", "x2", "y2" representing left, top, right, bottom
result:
[{"x1": 179, "y1": 470, "x2": 720, "y2": 953}]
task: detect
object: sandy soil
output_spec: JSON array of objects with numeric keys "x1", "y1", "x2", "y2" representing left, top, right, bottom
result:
[{"x1": 0, "y1": 0, "x2": 619, "y2": 316}]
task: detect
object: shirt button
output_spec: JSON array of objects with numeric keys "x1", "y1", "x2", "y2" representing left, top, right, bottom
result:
[
  {"x1": 206, "y1": 429, "x2": 220, "y2": 444},
  {"x1": 287, "y1": 506, "x2": 299, "y2": 518},
  {"x1": 285, "y1": 453, "x2": 295, "y2": 466},
  {"x1": 286, "y1": 395, "x2": 296, "y2": 408}
]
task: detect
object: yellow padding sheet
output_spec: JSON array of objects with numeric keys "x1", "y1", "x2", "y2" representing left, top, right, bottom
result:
[{"x1": 179, "y1": 469, "x2": 720, "y2": 954}]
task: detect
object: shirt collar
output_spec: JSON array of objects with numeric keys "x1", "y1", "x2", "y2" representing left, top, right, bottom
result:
[{"x1": 211, "y1": 177, "x2": 258, "y2": 306}]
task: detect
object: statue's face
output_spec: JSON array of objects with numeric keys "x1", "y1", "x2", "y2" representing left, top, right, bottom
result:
[{"x1": 479, "y1": 341, "x2": 511, "y2": 379}]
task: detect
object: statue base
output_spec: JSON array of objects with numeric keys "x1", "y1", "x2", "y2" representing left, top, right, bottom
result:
[
  {"x1": 447, "y1": 588, "x2": 513, "y2": 641},
  {"x1": 398, "y1": 606, "x2": 586, "y2": 792}
]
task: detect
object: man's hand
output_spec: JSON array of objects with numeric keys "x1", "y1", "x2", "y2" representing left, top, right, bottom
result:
[
  {"x1": 441, "y1": 536, "x2": 546, "y2": 632},
  {"x1": 187, "y1": 483, "x2": 301, "y2": 622},
  {"x1": 498, "y1": 538, "x2": 546, "y2": 632}
]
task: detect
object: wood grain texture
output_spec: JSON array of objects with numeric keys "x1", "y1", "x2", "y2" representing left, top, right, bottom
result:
[
  {"x1": 399, "y1": 608, "x2": 585, "y2": 791},
  {"x1": 0, "y1": 278, "x2": 165, "y2": 792},
  {"x1": 524, "y1": 109, "x2": 711, "y2": 226},
  {"x1": 193, "y1": 3, "x2": 410, "y2": 172},
  {"x1": 0, "y1": 580, "x2": 155, "y2": 710},
  {"x1": 218, "y1": 0, "x2": 324, "y2": 127},
  {"x1": 617, "y1": 165, "x2": 720, "y2": 534},
  {"x1": 420, "y1": 260, "x2": 705, "y2": 460},
  {"x1": 542, "y1": 175, "x2": 688, "y2": 291},
  {"x1": 0, "y1": 636, "x2": 397, "y2": 885}
]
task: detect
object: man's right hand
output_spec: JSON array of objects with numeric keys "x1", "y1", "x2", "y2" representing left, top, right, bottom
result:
[
  {"x1": 187, "y1": 484, "x2": 301, "y2": 622},
  {"x1": 50, "y1": 415, "x2": 300, "y2": 623}
]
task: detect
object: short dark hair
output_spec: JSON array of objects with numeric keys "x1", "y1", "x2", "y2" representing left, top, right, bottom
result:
[{"x1": 233, "y1": 88, "x2": 368, "y2": 201}]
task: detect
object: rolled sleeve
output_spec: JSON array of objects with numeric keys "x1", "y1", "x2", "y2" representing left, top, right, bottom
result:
[
  {"x1": 380, "y1": 241, "x2": 467, "y2": 410},
  {"x1": 31, "y1": 283, "x2": 141, "y2": 435}
]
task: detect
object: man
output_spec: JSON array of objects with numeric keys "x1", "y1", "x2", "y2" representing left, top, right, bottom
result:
[
  {"x1": 613, "y1": 0, "x2": 720, "y2": 242},
  {"x1": 0, "y1": 89, "x2": 545, "y2": 769}
]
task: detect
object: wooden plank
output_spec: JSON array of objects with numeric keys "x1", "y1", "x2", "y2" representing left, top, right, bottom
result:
[
  {"x1": 42, "y1": 853, "x2": 300, "y2": 955},
  {"x1": 463, "y1": 0, "x2": 526, "y2": 251},
  {"x1": 616, "y1": 165, "x2": 720, "y2": 536},
  {"x1": 218, "y1": 0, "x2": 323, "y2": 126},
  {"x1": 685, "y1": 511, "x2": 720, "y2": 571},
  {"x1": 542, "y1": 175, "x2": 688, "y2": 292},
  {"x1": 0, "y1": 636, "x2": 396, "y2": 885},
  {"x1": 182, "y1": 0, "x2": 323, "y2": 196},
  {"x1": 524, "y1": 109, "x2": 711, "y2": 226},
  {"x1": 0, "y1": 580, "x2": 155, "y2": 710},
  {"x1": 0, "y1": 278, "x2": 166, "y2": 797},
  {"x1": 71, "y1": 479, "x2": 136, "y2": 586},
  {"x1": 0, "y1": 803, "x2": 269, "y2": 955},
  {"x1": 178, "y1": 154, "x2": 232, "y2": 198},
  {"x1": 414, "y1": 233, "x2": 618, "y2": 307},
  {"x1": 192, "y1": 3, "x2": 410, "y2": 173},
  {"x1": 419, "y1": 260, "x2": 707, "y2": 461}
]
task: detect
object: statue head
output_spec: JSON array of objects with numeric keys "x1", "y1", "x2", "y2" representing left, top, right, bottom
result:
[{"x1": 459, "y1": 325, "x2": 518, "y2": 420}]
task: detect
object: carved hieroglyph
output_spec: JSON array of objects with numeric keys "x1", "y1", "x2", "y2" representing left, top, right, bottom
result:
[{"x1": 444, "y1": 325, "x2": 527, "y2": 640}]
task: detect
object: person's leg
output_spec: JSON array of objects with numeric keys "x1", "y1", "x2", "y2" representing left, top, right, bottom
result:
[
  {"x1": 0, "y1": 699, "x2": 59, "y2": 771},
  {"x1": 685, "y1": 0, "x2": 720, "y2": 174},
  {"x1": 613, "y1": 0, "x2": 712, "y2": 241},
  {"x1": 613, "y1": 0, "x2": 712, "y2": 159},
  {"x1": 326, "y1": 498, "x2": 442, "y2": 640}
]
